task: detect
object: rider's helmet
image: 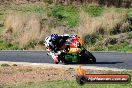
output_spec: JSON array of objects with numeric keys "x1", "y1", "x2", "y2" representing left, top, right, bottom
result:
[{"x1": 51, "y1": 34, "x2": 59, "y2": 42}]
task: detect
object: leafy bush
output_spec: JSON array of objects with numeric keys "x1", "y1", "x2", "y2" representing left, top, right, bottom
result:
[{"x1": 84, "y1": 35, "x2": 99, "y2": 45}]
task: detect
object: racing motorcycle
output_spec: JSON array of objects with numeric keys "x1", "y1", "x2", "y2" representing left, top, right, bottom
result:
[{"x1": 45, "y1": 35, "x2": 96, "y2": 64}]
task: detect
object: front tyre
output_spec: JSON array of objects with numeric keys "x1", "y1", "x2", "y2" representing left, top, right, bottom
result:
[
  {"x1": 54, "y1": 58, "x2": 60, "y2": 64},
  {"x1": 58, "y1": 54, "x2": 69, "y2": 64},
  {"x1": 55, "y1": 62, "x2": 59, "y2": 64}
]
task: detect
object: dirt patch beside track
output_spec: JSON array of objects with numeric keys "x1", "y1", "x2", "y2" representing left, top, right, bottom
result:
[
  {"x1": 0, "y1": 64, "x2": 106, "y2": 85},
  {"x1": 0, "y1": 65, "x2": 75, "y2": 85}
]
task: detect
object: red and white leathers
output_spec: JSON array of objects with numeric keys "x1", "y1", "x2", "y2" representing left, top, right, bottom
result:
[{"x1": 47, "y1": 51, "x2": 61, "y2": 63}]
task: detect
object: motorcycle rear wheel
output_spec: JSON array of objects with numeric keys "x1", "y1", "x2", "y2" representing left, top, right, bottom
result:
[{"x1": 81, "y1": 50, "x2": 96, "y2": 64}]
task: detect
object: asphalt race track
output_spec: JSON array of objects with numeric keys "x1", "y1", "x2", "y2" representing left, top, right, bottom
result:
[{"x1": 0, "y1": 51, "x2": 132, "y2": 70}]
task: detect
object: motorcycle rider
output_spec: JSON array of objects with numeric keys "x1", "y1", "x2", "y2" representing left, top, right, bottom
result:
[
  {"x1": 45, "y1": 34, "x2": 77, "y2": 63},
  {"x1": 45, "y1": 34, "x2": 76, "y2": 52}
]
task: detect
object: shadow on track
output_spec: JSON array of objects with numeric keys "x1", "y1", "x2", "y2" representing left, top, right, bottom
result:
[
  {"x1": 95, "y1": 62, "x2": 123, "y2": 64},
  {"x1": 65, "y1": 62, "x2": 123, "y2": 65}
]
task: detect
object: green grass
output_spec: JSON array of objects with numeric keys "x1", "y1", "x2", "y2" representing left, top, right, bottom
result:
[
  {"x1": 1, "y1": 71, "x2": 132, "y2": 88},
  {"x1": 1, "y1": 80, "x2": 131, "y2": 88},
  {"x1": 6, "y1": 80, "x2": 131, "y2": 88},
  {"x1": 108, "y1": 45, "x2": 132, "y2": 52},
  {"x1": 0, "y1": 27, "x2": 4, "y2": 33},
  {"x1": 9, "y1": 4, "x2": 46, "y2": 14},
  {"x1": 120, "y1": 45, "x2": 132, "y2": 52},
  {"x1": 0, "y1": 70, "x2": 15, "y2": 74},
  {"x1": 84, "y1": 5, "x2": 104, "y2": 17},
  {"x1": 114, "y1": 8, "x2": 132, "y2": 18},
  {"x1": 48, "y1": 5, "x2": 79, "y2": 28},
  {"x1": 1, "y1": 64, "x2": 10, "y2": 67},
  {"x1": 89, "y1": 44, "x2": 132, "y2": 53},
  {"x1": 0, "y1": 66, "x2": 32, "y2": 75},
  {"x1": 18, "y1": 69, "x2": 33, "y2": 73},
  {"x1": 127, "y1": 8, "x2": 132, "y2": 18},
  {"x1": 0, "y1": 41, "x2": 19, "y2": 50}
]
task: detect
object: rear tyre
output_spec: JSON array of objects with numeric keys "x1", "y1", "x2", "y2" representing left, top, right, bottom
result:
[
  {"x1": 86, "y1": 51, "x2": 96, "y2": 64},
  {"x1": 81, "y1": 50, "x2": 96, "y2": 64}
]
